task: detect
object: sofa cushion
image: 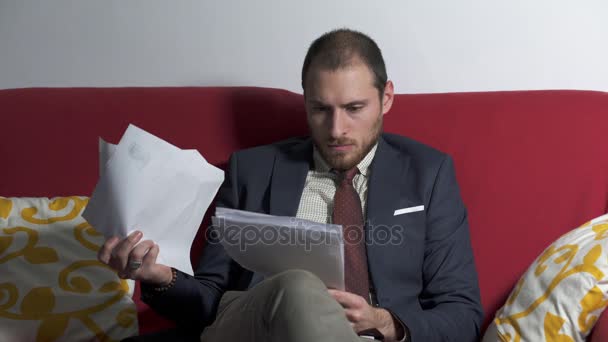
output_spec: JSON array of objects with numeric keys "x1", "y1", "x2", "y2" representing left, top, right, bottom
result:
[
  {"x1": 0, "y1": 196, "x2": 137, "y2": 341},
  {"x1": 483, "y1": 213, "x2": 608, "y2": 341}
]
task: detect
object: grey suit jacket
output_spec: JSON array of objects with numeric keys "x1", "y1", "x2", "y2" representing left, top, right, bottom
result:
[{"x1": 143, "y1": 133, "x2": 483, "y2": 341}]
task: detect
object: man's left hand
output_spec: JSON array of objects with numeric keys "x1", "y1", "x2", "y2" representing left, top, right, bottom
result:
[{"x1": 328, "y1": 289, "x2": 404, "y2": 341}]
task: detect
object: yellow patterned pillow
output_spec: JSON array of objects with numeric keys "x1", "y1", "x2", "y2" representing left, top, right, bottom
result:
[
  {"x1": 0, "y1": 197, "x2": 137, "y2": 342},
  {"x1": 483, "y1": 213, "x2": 608, "y2": 342}
]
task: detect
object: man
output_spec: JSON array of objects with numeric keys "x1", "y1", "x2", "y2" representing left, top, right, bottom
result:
[{"x1": 99, "y1": 28, "x2": 483, "y2": 341}]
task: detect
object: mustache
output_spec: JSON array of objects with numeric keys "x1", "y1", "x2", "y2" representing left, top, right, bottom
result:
[{"x1": 326, "y1": 138, "x2": 357, "y2": 146}]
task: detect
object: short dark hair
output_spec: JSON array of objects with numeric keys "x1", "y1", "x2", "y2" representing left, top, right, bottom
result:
[{"x1": 301, "y1": 28, "x2": 388, "y2": 96}]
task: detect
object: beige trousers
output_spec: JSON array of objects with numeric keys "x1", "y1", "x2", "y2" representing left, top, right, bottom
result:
[{"x1": 200, "y1": 269, "x2": 371, "y2": 342}]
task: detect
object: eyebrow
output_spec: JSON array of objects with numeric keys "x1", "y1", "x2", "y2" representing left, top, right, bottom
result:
[
  {"x1": 307, "y1": 99, "x2": 369, "y2": 107},
  {"x1": 341, "y1": 100, "x2": 368, "y2": 108}
]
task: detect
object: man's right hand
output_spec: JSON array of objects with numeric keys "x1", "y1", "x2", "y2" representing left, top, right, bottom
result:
[{"x1": 97, "y1": 230, "x2": 173, "y2": 286}]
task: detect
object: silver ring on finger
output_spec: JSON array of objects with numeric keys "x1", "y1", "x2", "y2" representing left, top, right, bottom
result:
[{"x1": 128, "y1": 259, "x2": 142, "y2": 271}]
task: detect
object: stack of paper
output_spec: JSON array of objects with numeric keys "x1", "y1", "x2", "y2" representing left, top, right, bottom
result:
[
  {"x1": 212, "y1": 207, "x2": 345, "y2": 289},
  {"x1": 83, "y1": 124, "x2": 224, "y2": 275}
]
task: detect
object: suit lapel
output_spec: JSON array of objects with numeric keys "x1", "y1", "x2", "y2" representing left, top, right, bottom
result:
[
  {"x1": 366, "y1": 135, "x2": 411, "y2": 229},
  {"x1": 365, "y1": 135, "x2": 412, "y2": 296},
  {"x1": 269, "y1": 139, "x2": 312, "y2": 217}
]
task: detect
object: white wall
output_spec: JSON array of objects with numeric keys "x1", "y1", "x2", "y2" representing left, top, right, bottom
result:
[{"x1": 1, "y1": 0, "x2": 607, "y2": 93}]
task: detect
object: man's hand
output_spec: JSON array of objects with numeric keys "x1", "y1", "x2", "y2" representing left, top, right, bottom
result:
[
  {"x1": 97, "y1": 230, "x2": 173, "y2": 286},
  {"x1": 328, "y1": 289, "x2": 405, "y2": 342}
]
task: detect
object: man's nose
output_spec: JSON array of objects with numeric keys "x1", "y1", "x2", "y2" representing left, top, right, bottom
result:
[{"x1": 329, "y1": 110, "x2": 348, "y2": 138}]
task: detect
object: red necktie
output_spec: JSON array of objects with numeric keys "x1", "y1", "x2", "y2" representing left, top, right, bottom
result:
[{"x1": 333, "y1": 167, "x2": 370, "y2": 300}]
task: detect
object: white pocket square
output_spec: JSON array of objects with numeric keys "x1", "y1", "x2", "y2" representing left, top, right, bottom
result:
[{"x1": 394, "y1": 205, "x2": 425, "y2": 216}]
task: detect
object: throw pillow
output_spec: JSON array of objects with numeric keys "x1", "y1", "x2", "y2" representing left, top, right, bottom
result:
[
  {"x1": 483, "y1": 213, "x2": 608, "y2": 342},
  {"x1": 0, "y1": 196, "x2": 138, "y2": 341}
]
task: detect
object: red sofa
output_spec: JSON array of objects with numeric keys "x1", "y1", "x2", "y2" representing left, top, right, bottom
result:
[{"x1": 2, "y1": 87, "x2": 608, "y2": 337}]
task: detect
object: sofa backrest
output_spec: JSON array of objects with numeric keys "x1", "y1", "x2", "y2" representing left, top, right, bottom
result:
[{"x1": 2, "y1": 86, "x2": 608, "y2": 328}]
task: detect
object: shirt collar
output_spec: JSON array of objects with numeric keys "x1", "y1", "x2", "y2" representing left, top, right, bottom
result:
[{"x1": 313, "y1": 143, "x2": 378, "y2": 177}]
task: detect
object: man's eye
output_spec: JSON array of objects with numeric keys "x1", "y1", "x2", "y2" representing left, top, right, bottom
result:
[{"x1": 347, "y1": 106, "x2": 362, "y2": 112}]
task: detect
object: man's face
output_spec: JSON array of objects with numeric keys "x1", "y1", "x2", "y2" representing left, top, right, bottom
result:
[{"x1": 304, "y1": 60, "x2": 394, "y2": 171}]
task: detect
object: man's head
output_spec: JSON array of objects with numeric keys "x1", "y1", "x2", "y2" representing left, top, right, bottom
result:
[{"x1": 302, "y1": 28, "x2": 394, "y2": 171}]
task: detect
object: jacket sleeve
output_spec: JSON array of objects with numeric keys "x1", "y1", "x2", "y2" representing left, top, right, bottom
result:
[
  {"x1": 140, "y1": 152, "x2": 244, "y2": 330},
  {"x1": 395, "y1": 155, "x2": 483, "y2": 341}
]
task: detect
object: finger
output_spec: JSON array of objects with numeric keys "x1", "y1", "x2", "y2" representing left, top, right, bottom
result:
[
  {"x1": 329, "y1": 290, "x2": 359, "y2": 308},
  {"x1": 98, "y1": 236, "x2": 120, "y2": 264},
  {"x1": 112, "y1": 231, "x2": 143, "y2": 271},
  {"x1": 142, "y1": 243, "x2": 160, "y2": 268},
  {"x1": 328, "y1": 289, "x2": 345, "y2": 300},
  {"x1": 344, "y1": 308, "x2": 364, "y2": 323},
  {"x1": 328, "y1": 290, "x2": 346, "y2": 305},
  {"x1": 128, "y1": 240, "x2": 155, "y2": 265},
  {"x1": 124, "y1": 240, "x2": 155, "y2": 277},
  {"x1": 128, "y1": 243, "x2": 161, "y2": 282}
]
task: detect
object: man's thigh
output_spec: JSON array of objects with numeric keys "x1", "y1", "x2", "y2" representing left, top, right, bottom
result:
[
  {"x1": 200, "y1": 270, "x2": 361, "y2": 342},
  {"x1": 200, "y1": 290, "x2": 258, "y2": 340},
  {"x1": 201, "y1": 270, "x2": 313, "y2": 340}
]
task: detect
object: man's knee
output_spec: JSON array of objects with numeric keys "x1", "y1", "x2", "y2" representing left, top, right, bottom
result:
[
  {"x1": 271, "y1": 269, "x2": 325, "y2": 292},
  {"x1": 264, "y1": 270, "x2": 328, "y2": 318},
  {"x1": 259, "y1": 270, "x2": 354, "y2": 340}
]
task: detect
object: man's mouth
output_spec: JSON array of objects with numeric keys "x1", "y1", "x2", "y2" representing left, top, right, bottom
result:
[{"x1": 328, "y1": 144, "x2": 355, "y2": 152}]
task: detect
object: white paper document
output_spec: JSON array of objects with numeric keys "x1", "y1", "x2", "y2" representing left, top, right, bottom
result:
[
  {"x1": 212, "y1": 207, "x2": 345, "y2": 289},
  {"x1": 83, "y1": 124, "x2": 224, "y2": 275}
]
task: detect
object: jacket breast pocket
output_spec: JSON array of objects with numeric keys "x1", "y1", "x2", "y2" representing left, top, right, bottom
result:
[{"x1": 389, "y1": 208, "x2": 426, "y2": 246}]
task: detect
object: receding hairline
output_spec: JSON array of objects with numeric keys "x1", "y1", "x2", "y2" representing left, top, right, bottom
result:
[{"x1": 303, "y1": 55, "x2": 379, "y2": 94}]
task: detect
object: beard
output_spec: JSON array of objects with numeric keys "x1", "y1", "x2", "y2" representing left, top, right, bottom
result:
[{"x1": 313, "y1": 114, "x2": 383, "y2": 171}]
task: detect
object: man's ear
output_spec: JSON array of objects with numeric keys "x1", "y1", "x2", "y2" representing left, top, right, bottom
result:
[{"x1": 382, "y1": 80, "x2": 395, "y2": 115}]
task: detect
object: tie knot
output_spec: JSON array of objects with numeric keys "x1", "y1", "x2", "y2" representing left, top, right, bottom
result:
[{"x1": 338, "y1": 167, "x2": 359, "y2": 183}]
